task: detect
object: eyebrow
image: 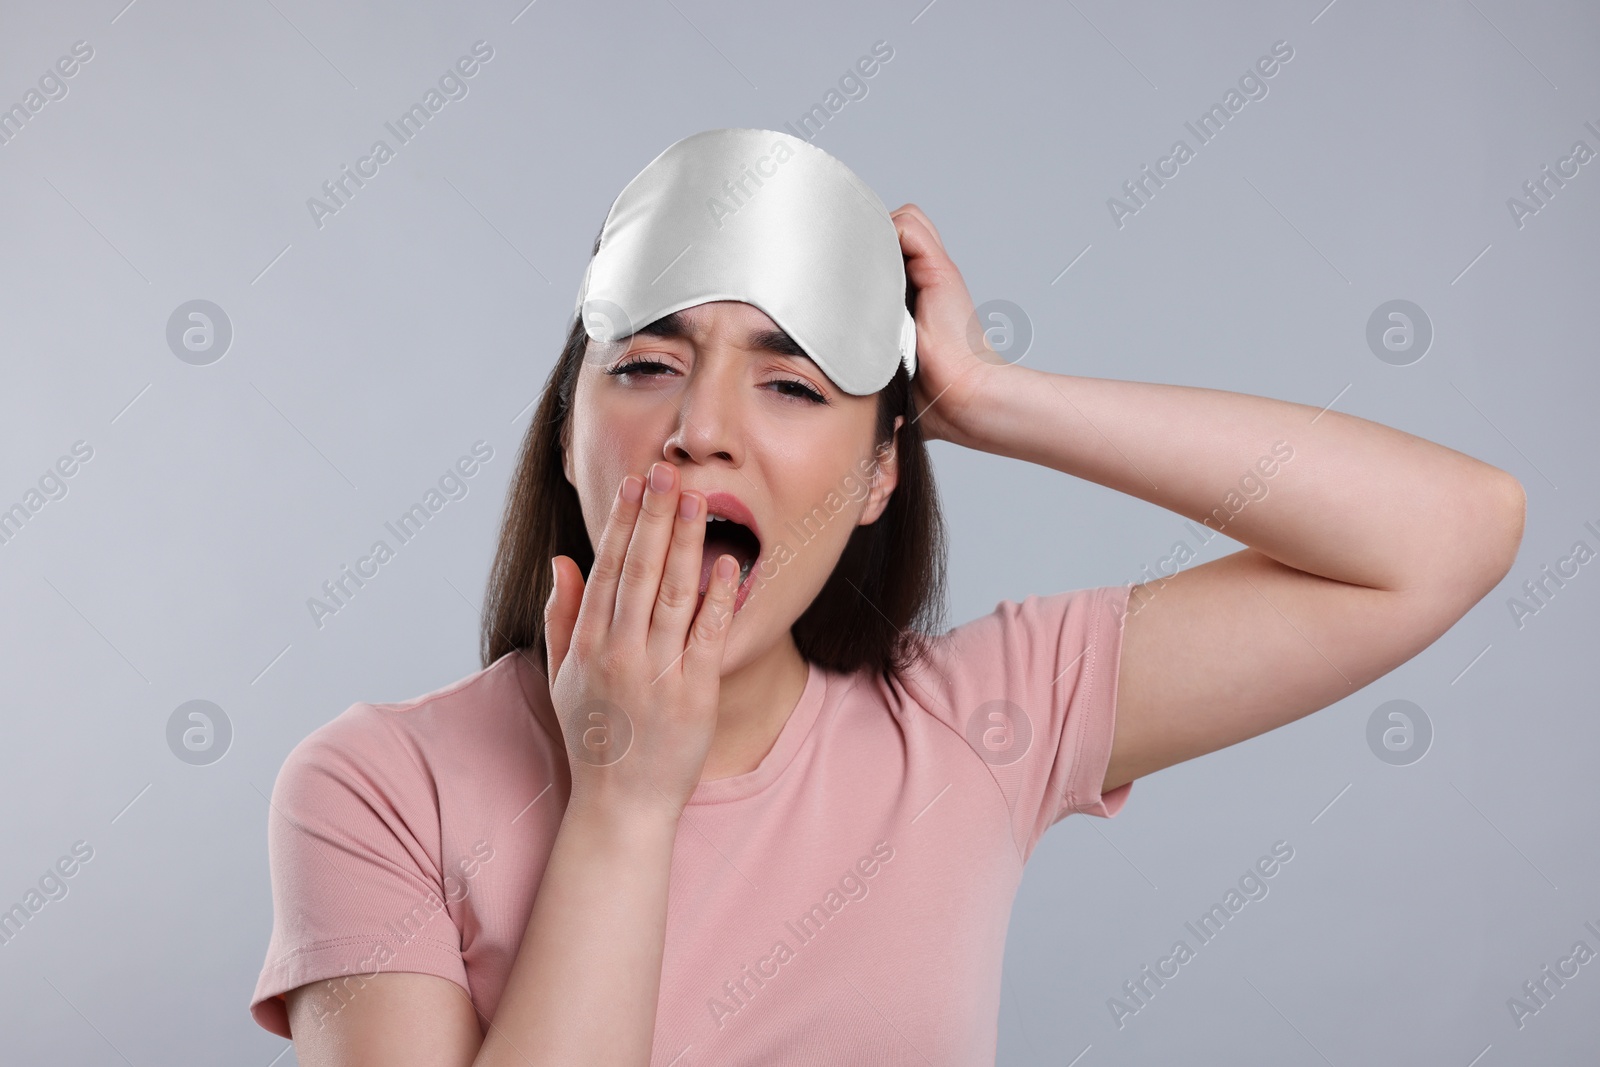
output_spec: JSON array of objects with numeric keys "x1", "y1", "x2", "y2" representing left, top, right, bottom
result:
[{"x1": 634, "y1": 310, "x2": 813, "y2": 362}]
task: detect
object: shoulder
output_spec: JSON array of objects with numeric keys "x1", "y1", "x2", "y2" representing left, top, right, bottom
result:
[
  {"x1": 270, "y1": 649, "x2": 545, "y2": 815},
  {"x1": 894, "y1": 584, "x2": 1130, "y2": 709},
  {"x1": 883, "y1": 584, "x2": 1135, "y2": 848}
]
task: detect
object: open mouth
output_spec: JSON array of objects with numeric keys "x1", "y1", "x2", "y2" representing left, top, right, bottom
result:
[{"x1": 698, "y1": 514, "x2": 760, "y2": 598}]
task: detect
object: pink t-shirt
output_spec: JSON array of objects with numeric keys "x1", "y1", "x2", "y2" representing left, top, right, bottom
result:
[{"x1": 251, "y1": 582, "x2": 1134, "y2": 1064}]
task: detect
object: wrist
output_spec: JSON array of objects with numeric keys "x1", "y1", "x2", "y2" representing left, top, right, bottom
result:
[
  {"x1": 563, "y1": 785, "x2": 684, "y2": 842},
  {"x1": 938, "y1": 358, "x2": 1017, "y2": 451}
]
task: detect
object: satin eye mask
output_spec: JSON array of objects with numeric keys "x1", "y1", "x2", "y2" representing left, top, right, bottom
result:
[{"x1": 573, "y1": 127, "x2": 917, "y2": 396}]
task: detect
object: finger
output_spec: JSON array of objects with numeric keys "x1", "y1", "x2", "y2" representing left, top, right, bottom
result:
[
  {"x1": 572, "y1": 472, "x2": 644, "y2": 651},
  {"x1": 543, "y1": 555, "x2": 581, "y2": 682},
  {"x1": 892, "y1": 213, "x2": 954, "y2": 289},
  {"x1": 892, "y1": 203, "x2": 945, "y2": 249},
  {"x1": 681, "y1": 552, "x2": 741, "y2": 682},
  {"x1": 613, "y1": 462, "x2": 682, "y2": 642},
  {"x1": 647, "y1": 486, "x2": 709, "y2": 658}
]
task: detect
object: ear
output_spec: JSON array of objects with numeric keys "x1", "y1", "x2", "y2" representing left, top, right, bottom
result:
[
  {"x1": 560, "y1": 418, "x2": 575, "y2": 488},
  {"x1": 859, "y1": 415, "x2": 904, "y2": 525}
]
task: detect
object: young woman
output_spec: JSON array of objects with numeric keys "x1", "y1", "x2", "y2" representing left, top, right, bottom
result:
[{"x1": 250, "y1": 204, "x2": 1526, "y2": 1065}]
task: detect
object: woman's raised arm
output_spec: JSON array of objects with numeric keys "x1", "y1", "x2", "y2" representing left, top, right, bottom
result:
[{"x1": 891, "y1": 203, "x2": 1526, "y2": 794}]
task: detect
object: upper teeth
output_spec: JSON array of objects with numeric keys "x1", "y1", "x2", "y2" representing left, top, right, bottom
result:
[{"x1": 708, "y1": 515, "x2": 730, "y2": 522}]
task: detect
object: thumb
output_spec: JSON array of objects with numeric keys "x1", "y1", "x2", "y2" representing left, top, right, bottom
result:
[{"x1": 544, "y1": 556, "x2": 581, "y2": 681}]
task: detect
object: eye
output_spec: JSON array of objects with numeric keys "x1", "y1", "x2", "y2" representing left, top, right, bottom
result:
[
  {"x1": 771, "y1": 378, "x2": 828, "y2": 405},
  {"x1": 605, "y1": 358, "x2": 674, "y2": 378},
  {"x1": 605, "y1": 360, "x2": 829, "y2": 405}
]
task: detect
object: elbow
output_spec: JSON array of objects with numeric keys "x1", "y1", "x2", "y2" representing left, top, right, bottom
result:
[
  {"x1": 1383, "y1": 470, "x2": 1525, "y2": 615},
  {"x1": 1485, "y1": 471, "x2": 1527, "y2": 585},
  {"x1": 1454, "y1": 470, "x2": 1526, "y2": 598}
]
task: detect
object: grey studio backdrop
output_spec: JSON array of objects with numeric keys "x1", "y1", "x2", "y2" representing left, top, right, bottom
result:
[{"x1": 1, "y1": 0, "x2": 1595, "y2": 1063}]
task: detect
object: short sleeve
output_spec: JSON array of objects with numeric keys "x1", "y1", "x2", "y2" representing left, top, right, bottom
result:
[
  {"x1": 249, "y1": 704, "x2": 470, "y2": 1039},
  {"x1": 898, "y1": 582, "x2": 1134, "y2": 861}
]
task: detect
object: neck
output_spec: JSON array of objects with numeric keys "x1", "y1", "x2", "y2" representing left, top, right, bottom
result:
[{"x1": 699, "y1": 631, "x2": 810, "y2": 783}]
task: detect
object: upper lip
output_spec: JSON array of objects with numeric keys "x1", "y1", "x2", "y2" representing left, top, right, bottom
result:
[{"x1": 697, "y1": 490, "x2": 761, "y2": 546}]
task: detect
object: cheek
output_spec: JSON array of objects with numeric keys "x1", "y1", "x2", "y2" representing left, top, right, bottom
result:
[
  {"x1": 770, "y1": 478, "x2": 867, "y2": 583},
  {"x1": 578, "y1": 451, "x2": 643, "y2": 550},
  {"x1": 569, "y1": 392, "x2": 660, "y2": 501}
]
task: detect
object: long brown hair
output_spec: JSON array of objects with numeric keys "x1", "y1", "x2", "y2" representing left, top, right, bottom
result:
[{"x1": 480, "y1": 231, "x2": 948, "y2": 685}]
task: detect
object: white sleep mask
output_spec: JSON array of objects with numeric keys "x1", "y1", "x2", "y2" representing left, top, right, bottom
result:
[{"x1": 573, "y1": 127, "x2": 917, "y2": 396}]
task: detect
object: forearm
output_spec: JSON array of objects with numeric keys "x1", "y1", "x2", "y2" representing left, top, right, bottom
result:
[
  {"x1": 946, "y1": 364, "x2": 1524, "y2": 592},
  {"x1": 474, "y1": 798, "x2": 679, "y2": 1067}
]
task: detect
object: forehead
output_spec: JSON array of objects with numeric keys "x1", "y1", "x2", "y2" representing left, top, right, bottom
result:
[
  {"x1": 665, "y1": 300, "x2": 777, "y2": 330},
  {"x1": 635, "y1": 302, "x2": 810, "y2": 361}
]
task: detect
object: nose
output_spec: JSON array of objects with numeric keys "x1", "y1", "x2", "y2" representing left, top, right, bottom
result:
[{"x1": 662, "y1": 356, "x2": 744, "y2": 467}]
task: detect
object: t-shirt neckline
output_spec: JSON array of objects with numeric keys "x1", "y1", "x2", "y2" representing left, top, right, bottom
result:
[{"x1": 687, "y1": 658, "x2": 827, "y2": 805}]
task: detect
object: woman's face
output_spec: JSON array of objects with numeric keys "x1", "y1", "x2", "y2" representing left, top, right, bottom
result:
[{"x1": 562, "y1": 300, "x2": 902, "y2": 669}]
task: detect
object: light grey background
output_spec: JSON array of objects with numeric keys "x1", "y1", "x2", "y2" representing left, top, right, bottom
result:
[{"x1": 2, "y1": 0, "x2": 1596, "y2": 1063}]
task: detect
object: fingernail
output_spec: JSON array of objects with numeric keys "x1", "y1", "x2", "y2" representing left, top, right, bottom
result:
[
  {"x1": 716, "y1": 555, "x2": 736, "y2": 582},
  {"x1": 649, "y1": 462, "x2": 672, "y2": 494},
  {"x1": 621, "y1": 475, "x2": 643, "y2": 503},
  {"x1": 679, "y1": 491, "x2": 699, "y2": 520}
]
